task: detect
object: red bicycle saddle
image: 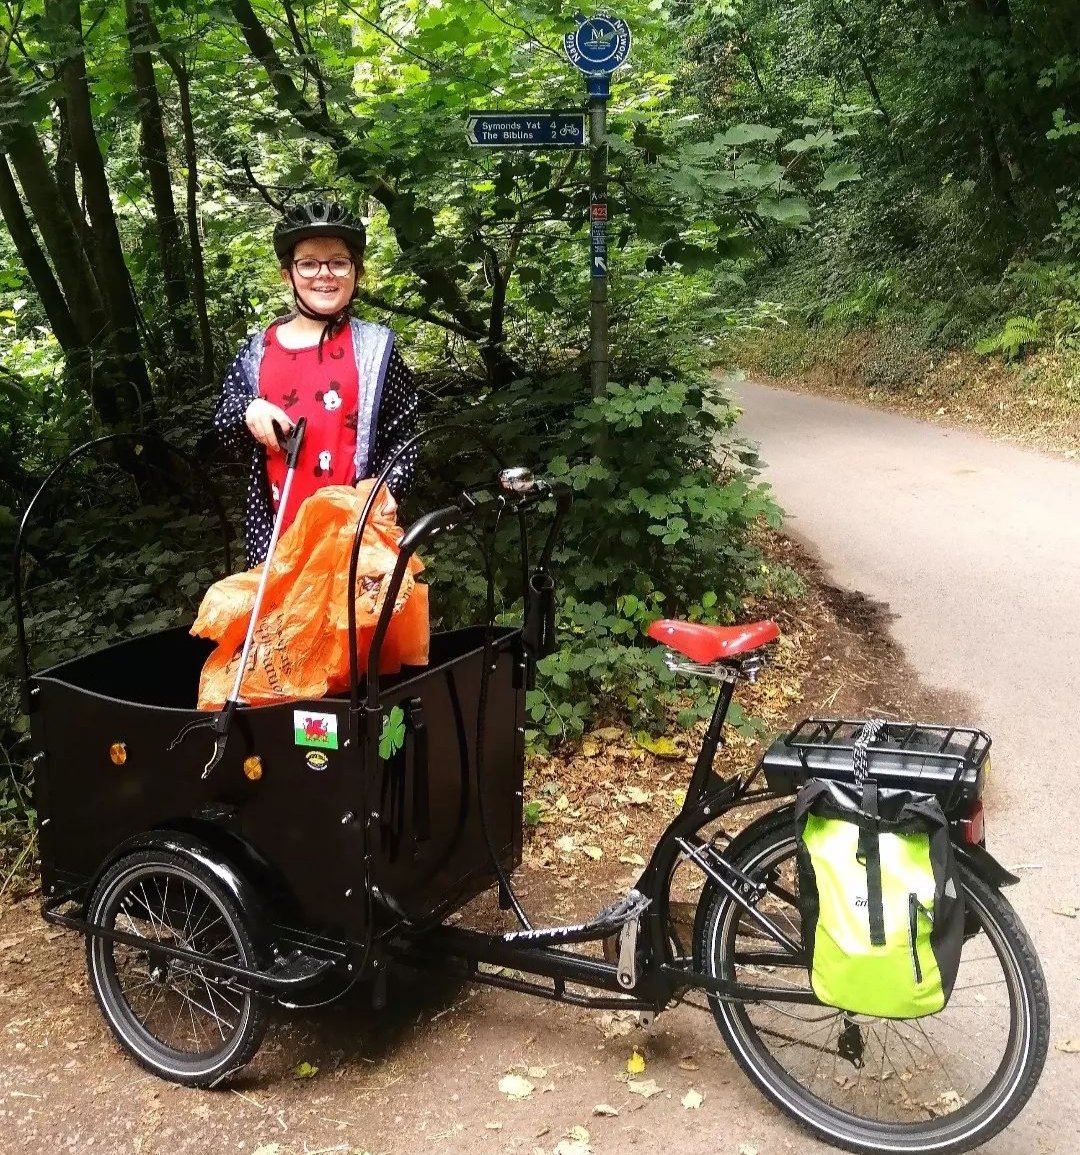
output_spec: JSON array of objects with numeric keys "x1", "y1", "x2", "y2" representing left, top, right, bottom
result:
[{"x1": 647, "y1": 619, "x2": 779, "y2": 663}]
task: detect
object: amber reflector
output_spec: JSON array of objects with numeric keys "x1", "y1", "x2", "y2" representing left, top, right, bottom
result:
[
  {"x1": 243, "y1": 756, "x2": 263, "y2": 781},
  {"x1": 109, "y1": 742, "x2": 127, "y2": 766}
]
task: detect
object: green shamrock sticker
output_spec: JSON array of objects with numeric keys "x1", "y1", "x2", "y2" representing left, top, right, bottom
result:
[{"x1": 379, "y1": 705, "x2": 406, "y2": 760}]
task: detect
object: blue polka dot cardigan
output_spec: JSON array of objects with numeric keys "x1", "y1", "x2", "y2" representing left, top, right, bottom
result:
[{"x1": 213, "y1": 318, "x2": 418, "y2": 567}]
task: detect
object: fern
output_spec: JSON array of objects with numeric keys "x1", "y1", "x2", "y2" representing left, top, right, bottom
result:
[{"x1": 975, "y1": 315, "x2": 1041, "y2": 360}]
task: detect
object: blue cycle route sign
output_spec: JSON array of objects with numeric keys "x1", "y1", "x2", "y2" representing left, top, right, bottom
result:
[
  {"x1": 563, "y1": 13, "x2": 631, "y2": 77},
  {"x1": 466, "y1": 112, "x2": 586, "y2": 149}
]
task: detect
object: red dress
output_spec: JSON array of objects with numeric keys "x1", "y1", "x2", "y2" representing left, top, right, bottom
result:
[{"x1": 259, "y1": 323, "x2": 361, "y2": 536}]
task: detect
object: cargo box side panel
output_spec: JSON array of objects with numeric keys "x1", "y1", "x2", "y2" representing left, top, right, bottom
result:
[
  {"x1": 30, "y1": 681, "x2": 364, "y2": 933},
  {"x1": 371, "y1": 640, "x2": 525, "y2": 922}
]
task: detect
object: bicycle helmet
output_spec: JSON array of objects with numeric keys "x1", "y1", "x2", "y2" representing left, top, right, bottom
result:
[{"x1": 273, "y1": 200, "x2": 367, "y2": 262}]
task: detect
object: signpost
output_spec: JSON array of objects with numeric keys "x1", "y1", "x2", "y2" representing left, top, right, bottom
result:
[
  {"x1": 466, "y1": 112, "x2": 586, "y2": 150},
  {"x1": 564, "y1": 13, "x2": 631, "y2": 398},
  {"x1": 463, "y1": 12, "x2": 631, "y2": 400}
]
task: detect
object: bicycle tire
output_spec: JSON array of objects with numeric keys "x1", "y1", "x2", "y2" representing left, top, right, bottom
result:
[
  {"x1": 695, "y1": 813, "x2": 1049, "y2": 1155},
  {"x1": 86, "y1": 848, "x2": 269, "y2": 1087}
]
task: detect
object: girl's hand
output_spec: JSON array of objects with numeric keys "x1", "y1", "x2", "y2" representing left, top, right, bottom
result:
[{"x1": 245, "y1": 398, "x2": 294, "y2": 451}]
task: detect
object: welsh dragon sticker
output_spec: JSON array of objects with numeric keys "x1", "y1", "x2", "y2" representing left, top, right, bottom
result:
[{"x1": 293, "y1": 710, "x2": 339, "y2": 750}]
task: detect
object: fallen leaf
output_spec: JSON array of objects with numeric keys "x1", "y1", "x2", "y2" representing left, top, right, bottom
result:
[
  {"x1": 556, "y1": 793, "x2": 570, "y2": 812},
  {"x1": 1052, "y1": 906, "x2": 1078, "y2": 919},
  {"x1": 581, "y1": 740, "x2": 599, "y2": 758},
  {"x1": 1056, "y1": 1039, "x2": 1080, "y2": 1053},
  {"x1": 527, "y1": 1066, "x2": 547, "y2": 1079},
  {"x1": 591, "y1": 726, "x2": 622, "y2": 741},
  {"x1": 627, "y1": 1078, "x2": 662, "y2": 1099},
  {"x1": 498, "y1": 1074, "x2": 535, "y2": 1100},
  {"x1": 682, "y1": 1088, "x2": 703, "y2": 1110},
  {"x1": 618, "y1": 853, "x2": 646, "y2": 867},
  {"x1": 554, "y1": 1142, "x2": 590, "y2": 1155},
  {"x1": 485, "y1": 1122, "x2": 503, "y2": 1130},
  {"x1": 678, "y1": 1057, "x2": 700, "y2": 1072},
  {"x1": 626, "y1": 1049, "x2": 646, "y2": 1075},
  {"x1": 592, "y1": 1103, "x2": 619, "y2": 1117},
  {"x1": 293, "y1": 1061, "x2": 318, "y2": 1079},
  {"x1": 635, "y1": 732, "x2": 680, "y2": 758},
  {"x1": 568, "y1": 1125, "x2": 590, "y2": 1143},
  {"x1": 622, "y1": 786, "x2": 652, "y2": 806},
  {"x1": 738, "y1": 1146, "x2": 758, "y2": 1155},
  {"x1": 555, "y1": 835, "x2": 575, "y2": 854},
  {"x1": 596, "y1": 1009, "x2": 639, "y2": 1038},
  {"x1": 582, "y1": 845, "x2": 603, "y2": 861}
]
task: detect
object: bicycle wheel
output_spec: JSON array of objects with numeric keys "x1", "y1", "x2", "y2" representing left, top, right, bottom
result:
[
  {"x1": 695, "y1": 814, "x2": 1049, "y2": 1155},
  {"x1": 86, "y1": 849, "x2": 269, "y2": 1087}
]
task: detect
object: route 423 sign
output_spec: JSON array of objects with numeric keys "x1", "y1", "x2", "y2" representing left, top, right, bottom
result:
[{"x1": 563, "y1": 12, "x2": 631, "y2": 76}]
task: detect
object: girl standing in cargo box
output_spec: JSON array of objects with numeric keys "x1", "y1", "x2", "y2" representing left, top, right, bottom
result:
[{"x1": 213, "y1": 201, "x2": 418, "y2": 567}]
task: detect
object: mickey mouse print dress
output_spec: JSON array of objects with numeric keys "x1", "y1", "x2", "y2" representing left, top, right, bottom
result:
[{"x1": 213, "y1": 317, "x2": 418, "y2": 567}]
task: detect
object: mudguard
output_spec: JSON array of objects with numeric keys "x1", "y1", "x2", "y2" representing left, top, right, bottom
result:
[
  {"x1": 87, "y1": 828, "x2": 272, "y2": 948},
  {"x1": 953, "y1": 841, "x2": 1020, "y2": 889}
]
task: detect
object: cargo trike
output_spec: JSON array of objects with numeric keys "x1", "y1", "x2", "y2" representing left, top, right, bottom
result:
[{"x1": 13, "y1": 437, "x2": 1048, "y2": 1155}]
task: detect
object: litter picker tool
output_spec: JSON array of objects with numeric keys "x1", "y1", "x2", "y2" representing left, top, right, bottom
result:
[{"x1": 170, "y1": 417, "x2": 307, "y2": 777}]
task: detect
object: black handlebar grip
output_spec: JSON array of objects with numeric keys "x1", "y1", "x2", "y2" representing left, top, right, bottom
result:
[{"x1": 284, "y1": 416, "x2": 307, "y2": 468}]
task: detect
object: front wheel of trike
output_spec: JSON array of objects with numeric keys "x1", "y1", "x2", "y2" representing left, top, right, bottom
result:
[
  {"x1": 695, "y1": 815, "x2": 1049, "y2": 1155},
  {"x1": 85, "y1": 849, "x2": 269, "y2": 1087}
]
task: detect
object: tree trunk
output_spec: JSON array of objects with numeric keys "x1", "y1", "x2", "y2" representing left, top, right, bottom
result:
[
  {"x1": 47, "y1": 0, "x2": 154, "y2": 423},
  {"x1": 0, "y1": 68, "x2": 107, "y2": 349},
  {"x1": 826, "y1": 3, "x2": 905, "y2": 164},
  {"x1": 52, "y1": 98, "x2": 90, "y2": 250},
  {"x1": 0, "y1": 155, "x2": 82, "y2": 352},
  {"x1": 125, "y1": 0, "x2": 197, "y2": 372},
  {"x1": 161, "y1": 47, "x2": 216, "y2": 391}
]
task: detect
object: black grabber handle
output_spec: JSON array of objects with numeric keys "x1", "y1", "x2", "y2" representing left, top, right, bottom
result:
[{"x1": 278, "y1": 416, "x2": 307, "y2": 466}]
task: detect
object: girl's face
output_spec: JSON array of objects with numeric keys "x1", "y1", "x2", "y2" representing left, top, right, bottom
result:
[{"x1": 282, "y1": 236, "x2": 359, "y2": 316}]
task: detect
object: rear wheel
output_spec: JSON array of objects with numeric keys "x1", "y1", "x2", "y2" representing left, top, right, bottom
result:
[
  {"x1": 695, "y1": 815, "x2": 1049, "y2": 1155},
  {"x1": 86, "y1": 849, "x2": 268, "y2": 1087}
]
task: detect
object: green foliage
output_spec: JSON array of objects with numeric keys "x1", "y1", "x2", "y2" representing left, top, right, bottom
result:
[
  {"x1": 680, "y1": 0, "x2": 1080, "y2": 374},
  {"x1": 975, "y1": 315, "x2": 1042, "y2": 361}
]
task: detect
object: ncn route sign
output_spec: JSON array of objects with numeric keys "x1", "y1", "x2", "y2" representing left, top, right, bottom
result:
[{"x1": 466, "y1": 112, "x2": 586, "y2": 149}]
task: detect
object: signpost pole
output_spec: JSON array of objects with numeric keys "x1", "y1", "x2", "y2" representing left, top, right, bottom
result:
[
  {"x1": 589, "y1": 94, "x2": 608, "y2": 399},
  {"x1": 565, "y1": 13, "x2": 630, "y2": 399}
]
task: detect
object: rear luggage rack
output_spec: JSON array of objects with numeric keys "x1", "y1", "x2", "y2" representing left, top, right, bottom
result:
[{"x1": 760, "y1": 718, "x2": 991, "y2": 817}]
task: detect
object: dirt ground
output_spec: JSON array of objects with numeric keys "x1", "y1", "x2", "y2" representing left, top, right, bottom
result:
[{"x1": 0, "y1": 539, "x2": 973, "y2": 1155}]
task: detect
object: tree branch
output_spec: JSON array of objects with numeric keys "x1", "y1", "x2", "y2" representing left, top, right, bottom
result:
[
  {"x1": 282, "y1": 0, "x2": 327, "y2": 119},
  {"x1": 355, "y1": 288, "x2": 485, "y2": 339}
]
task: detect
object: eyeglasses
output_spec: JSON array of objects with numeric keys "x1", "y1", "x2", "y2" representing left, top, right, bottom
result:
[{"x1": 292, "y1": 257, "x2": 354, "y2": 279}]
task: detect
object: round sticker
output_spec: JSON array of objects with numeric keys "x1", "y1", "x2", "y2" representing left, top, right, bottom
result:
[
  {"x1": 563, "y1": 14, "x2": 631, "y2": 75},
  {"x1": 306, "y1": 750, "x2": 329, "y2": 772}
]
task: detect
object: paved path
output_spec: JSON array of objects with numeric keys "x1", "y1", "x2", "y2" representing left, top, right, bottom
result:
[{"x1": 732, "y1": 379, "x2": 1080, "y2": 1154}]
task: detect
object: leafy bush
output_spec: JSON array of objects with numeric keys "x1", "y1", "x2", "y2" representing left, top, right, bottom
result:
[{"x1": 413, "y1": 350, "x2": 782, "y2": 751}]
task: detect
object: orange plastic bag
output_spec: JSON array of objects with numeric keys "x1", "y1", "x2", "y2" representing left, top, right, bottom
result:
[{"x1": 192, "y1": 482, "x2": 429, "y2": 709}]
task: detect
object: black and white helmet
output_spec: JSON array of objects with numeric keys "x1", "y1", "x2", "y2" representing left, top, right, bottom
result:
[{"x1": 272, "y1": 201, "x2": 367, "y2": 261}]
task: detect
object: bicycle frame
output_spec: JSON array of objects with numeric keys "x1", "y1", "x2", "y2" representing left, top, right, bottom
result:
[{"x1": 397, "y1": 666, "x2": 823, "y2": 1011}]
